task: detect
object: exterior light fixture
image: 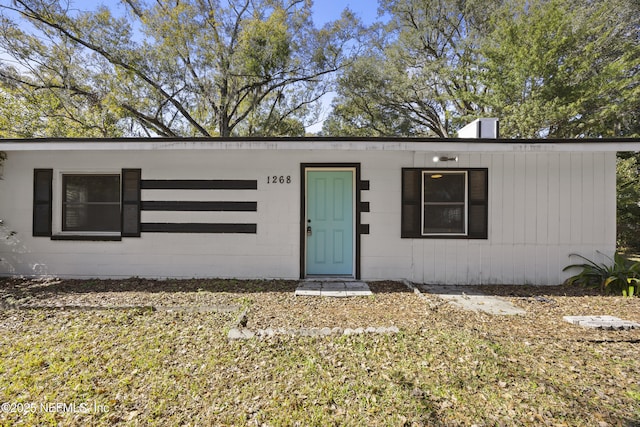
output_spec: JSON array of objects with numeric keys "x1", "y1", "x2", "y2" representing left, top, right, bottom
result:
[
  {"x1": 432, "y1": 156, "x2": 458, "y2": 162},
  {"x1": 430, "y1": 174, "x2": 443, "y2": 179}
]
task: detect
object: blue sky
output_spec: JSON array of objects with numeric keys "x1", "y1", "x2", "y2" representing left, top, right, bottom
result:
[
  {"x1": 312, "y1": 0, "x2": 381, "y2": 26},
  {"x1": 72, "y1": 0, "x2": 381, "y2": 27},
  {"x1": 307, "y1": 1, "x2": 383, "y2": 132}
]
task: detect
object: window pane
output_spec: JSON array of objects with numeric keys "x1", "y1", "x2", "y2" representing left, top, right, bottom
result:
[
  {"x1": 62, "y1": 175, "x2": 120, "y2": 232},
  {"x1": 64, "y1": 175, "x2": 120, "y2": 203},
  {"x1": 424, "y1": 205, "x2": 465, "y2": 234},
  {"x1": 64, "y1": 204, "x2": 120, "y2": 232},
  {"x1": 424, "y1": 173, "x2": 465, "y2": 202}
]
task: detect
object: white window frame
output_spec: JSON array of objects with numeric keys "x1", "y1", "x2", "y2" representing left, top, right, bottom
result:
[
  {"x1": 421, "y1": 170, "x2": 468, "y2": 236},
  {"x1": 53, "y1": 170, "x2": 122, "y2": 237}
]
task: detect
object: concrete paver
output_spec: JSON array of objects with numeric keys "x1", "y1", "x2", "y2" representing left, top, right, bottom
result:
[
  {"x1": 419, "y1": 284, "x2": 526, "y2": 315},
  {"x1": 563, "y1": 315, "x2": 640, "y2": 330}
]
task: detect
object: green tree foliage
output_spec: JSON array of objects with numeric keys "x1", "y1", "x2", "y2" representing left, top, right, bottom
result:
[
  {"x1": 477, "y1": 0, "x2": 639, "y2": 250},
  {"x1": 0, "y1": 82, "x2": 121, "y2": 138},
  {"x1": 0, "y1": 0, "x2": 360, "y2": 137},
  {"x1": 321, "y1": 54, "x2": 419, "y2": 136},
  {"x1": 326, "y1": 0, "x2": 639, "y2": 139},
  {"x1": 480, "y1": 0, "x2": 640, "y2": 138},
  {"x1": 324, "y1": 0, "x2": 500, "y2": 137}
]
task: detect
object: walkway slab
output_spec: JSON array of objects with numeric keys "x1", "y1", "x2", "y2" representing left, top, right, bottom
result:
[
  {"x1": 563, "y1": 315, "x2": 640, "y2": 330},
  {"x1": 294, "y1": 281, "x2": 323, "y2": 296},
  {"x1": 295, "y1": 281, "x2": 372, "y2": 297},
  {"x1": 419, "y1": 284, "x2": 526, "y2": 315}
]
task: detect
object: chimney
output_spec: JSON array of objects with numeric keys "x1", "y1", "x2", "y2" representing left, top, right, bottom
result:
[{"x1": 457, "y1": 118, "x2": 499, "y2": 139}]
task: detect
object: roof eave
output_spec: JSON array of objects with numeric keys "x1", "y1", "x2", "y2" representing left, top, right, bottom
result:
[{"x1": 0, "y1": 137, "x2": 639, "y2": 153}]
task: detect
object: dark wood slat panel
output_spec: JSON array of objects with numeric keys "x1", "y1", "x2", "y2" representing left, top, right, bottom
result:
[
  {"x1": 141, "y1": 201, "x2": 257, "y2": 212},
  {"x1": 141, "y1": 180, "x2": 257, "y2": 190},
  {"x1": 141, "y1": 223, "x2": 257, "y2": 233},
  {"x1": 51, "y1": 234, "x2": 122, "y2": 241}
]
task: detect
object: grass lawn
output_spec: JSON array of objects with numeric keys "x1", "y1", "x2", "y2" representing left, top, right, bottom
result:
[{"x1": 0, "y1": 278, "x2": 639, "y2": 426}]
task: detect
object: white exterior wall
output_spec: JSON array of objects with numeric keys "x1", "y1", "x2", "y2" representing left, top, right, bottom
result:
[
  {"x1": 404, "y1": 151, "x2": 616, "y2": 285},
  {"x1": 0, "y1": 145, "x2": 617, "y2": 284}
]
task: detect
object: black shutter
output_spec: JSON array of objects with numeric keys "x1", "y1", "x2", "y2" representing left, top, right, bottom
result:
[
  {"x1": 121, "y1": 169, "x2": 141, "y2": 237},
  {"x1": 33, "y1": 169, "x2": 53, "y2": 237},
  {"x1": 468, "y1": 169, "x2": 488, "y2": 238},
  {"x1": 401, "y1": 168, "x2": 423, "y2": 238}
]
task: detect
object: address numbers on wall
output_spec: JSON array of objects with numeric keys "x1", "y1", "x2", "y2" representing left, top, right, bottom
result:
[{"x1": 267, "y1": 175, "x2": 292, "y2": 184}]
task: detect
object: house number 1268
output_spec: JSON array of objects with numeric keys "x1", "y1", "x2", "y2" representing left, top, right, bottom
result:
[{"x1": 267, "y1": 175, "x2": 291, "y2": 184}]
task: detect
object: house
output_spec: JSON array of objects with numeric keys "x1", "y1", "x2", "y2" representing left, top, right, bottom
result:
[{"x1": 1, "y1": 122, "x2": 638, "y2": 284}]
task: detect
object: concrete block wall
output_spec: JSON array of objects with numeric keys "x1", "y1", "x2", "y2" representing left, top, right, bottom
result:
[{"x1": 0, "y1": 147, "x2": 616, "y2": 284}]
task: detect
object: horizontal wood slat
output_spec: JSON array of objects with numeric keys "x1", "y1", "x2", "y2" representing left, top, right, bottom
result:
[
  {"x1": 141, "y1": 201, "x2": 257, "y2": 212},
  {"x1": 141, "y1": 180, "x2": 257, "y2": 190},
  {"x1": 140, "y1": 223, "x2": 257, "y2": 234},
  {"x1": 51, "y1": 234, "x2": 122, "y2": 241}
]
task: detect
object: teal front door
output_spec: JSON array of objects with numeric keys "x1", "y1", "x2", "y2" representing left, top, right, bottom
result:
[{"x1": 306, "y1": 170, "x2": 354, "y2": 276}]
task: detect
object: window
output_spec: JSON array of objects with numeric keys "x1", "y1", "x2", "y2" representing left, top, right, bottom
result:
[
  {"x1": 62, "y1": 175, "x2": 121, "y2": 232},
  {"x1": 423, "y1": 171, "x2": 467, "y2": 235},
  {"x1": 33, "y1": 169, "x2": 141, "y2": 240},
  {"x1": 402, "y1": 168, "x2": 488, "y2": 239}
]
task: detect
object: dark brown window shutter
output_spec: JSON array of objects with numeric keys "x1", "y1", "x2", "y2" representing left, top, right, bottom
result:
[
  {"x1": 401, "y1": 168, "x2": 422, "y2": 238},
  {"x1": 33, "y1": 169, "x2": 53, "y2": 237},
  {"x1": 468, "y1": 169, "x2": 488, "y2": 238},
  {"x1": 121, "y1": 169, "x2": 141, "y2": 237}
]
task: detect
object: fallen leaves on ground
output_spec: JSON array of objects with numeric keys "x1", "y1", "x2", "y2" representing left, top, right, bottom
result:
[{"x1": 0, "y1": 278, "x2": 638, "y2": 426}]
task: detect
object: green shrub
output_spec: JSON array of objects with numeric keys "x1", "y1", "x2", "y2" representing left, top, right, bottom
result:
[{"x1": 563, "y1": 252, "x2": 640, "y2": 297}]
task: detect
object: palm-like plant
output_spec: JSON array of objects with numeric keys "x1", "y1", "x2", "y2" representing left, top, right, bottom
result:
[{"x1": 563, "y1": 252, "x2": 640, "y2": 296}]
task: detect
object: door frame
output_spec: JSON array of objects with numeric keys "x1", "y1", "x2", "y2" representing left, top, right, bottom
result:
[{"x1": 300, "y1": 163, "x2": 362, "y2": 279}]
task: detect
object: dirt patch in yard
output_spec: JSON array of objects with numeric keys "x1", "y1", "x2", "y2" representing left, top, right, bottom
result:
[
  {"x1": 1, "y1": 277, "x2": 639, "y2": 351},
  {"x1": 1, "y1": 277, "x2": 639, "y2": 426},
  {"x1": 1, "y1": 278, "x2": 639, "y2": 340}
]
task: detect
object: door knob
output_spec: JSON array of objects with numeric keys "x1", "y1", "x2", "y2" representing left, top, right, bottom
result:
[{"x1": 306, "y1": 226, "x2": 312, "y2": 236}]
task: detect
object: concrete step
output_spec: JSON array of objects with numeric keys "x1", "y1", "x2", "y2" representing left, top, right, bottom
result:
[{"x1": 295, "y1": 281, "x2": 372, "y2": 297}]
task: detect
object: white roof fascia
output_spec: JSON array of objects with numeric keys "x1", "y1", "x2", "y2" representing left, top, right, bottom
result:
[{"x1": 0, "y1": 139, "x2": 639, "y2": 152}]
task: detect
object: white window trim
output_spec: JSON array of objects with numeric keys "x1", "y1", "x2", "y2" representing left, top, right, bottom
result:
[
  {"x1": 421, "y1": 170, "x2": 468, "y2": 236},
  {"x1": 52, "y1": 170, "x2": 122, "y2": 237}
]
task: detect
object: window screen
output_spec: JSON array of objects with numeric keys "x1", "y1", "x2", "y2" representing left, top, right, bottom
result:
[
  {"x1": 62, "y1": 175, "x2": 121, "y2": 232},
  {"x1": 423, "y1": 172, "x2": 466, "y2": 234},
  {"x1": 401, "y1": 168, "x2": 488, "y2": 239}
]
